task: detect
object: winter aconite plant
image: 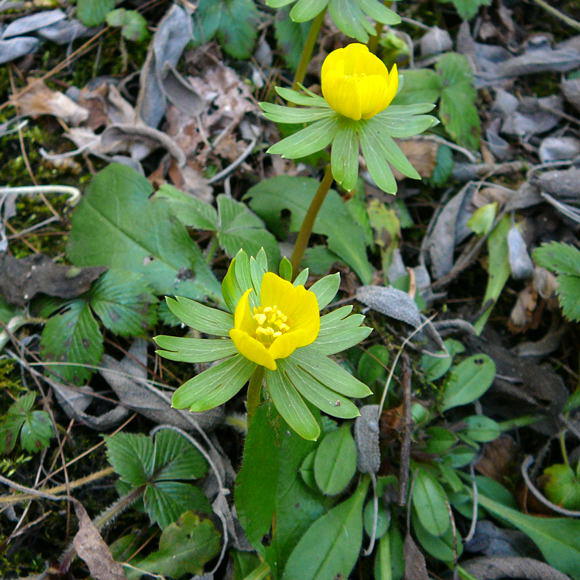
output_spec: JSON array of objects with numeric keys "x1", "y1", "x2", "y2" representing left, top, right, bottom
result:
[
  {"x1": 266, "y1": 0, "x2": 401, "y2": 43},
  {"x1": 262, "y1": 43, "x2": 438, "y2": 194},
  {"x1": 154, "y1": 250, "x2": 372, "y2": 440}
]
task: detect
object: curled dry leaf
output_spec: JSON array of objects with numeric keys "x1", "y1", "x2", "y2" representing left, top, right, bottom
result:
[
  {"x1": 0, "y1": 37, "x2": 39, "y2": 65},
  {"x1": 72, "y1": 500, "x2": 126, "y2": 580},
  {"x1": 0, "y1": 254, "x2": 106, "y2": 307},
  {"x1": 354, "y1": 405, "x2": 381, "y2": 475},
  {"x1": 465, "y1": 520, "x2": 541, "y2": 559},
  {"x1": 2, "y1": 9, "x2": 65, "y2": 38},
  {"x1": 100, "y1": 339, "x2": 223, "y2": 432},
  {"x1": 461, "y1": 556, "x2": 570, "y2": 580},
  {"x1": 392, "y1": 140, "x2": 438, "y2": 180},
  {"x1": 13, "y1": 81, "x2": 89, "y2": 125},
  {"x1": 508, "y1": 285, "x2": 538, "y2": 332}
]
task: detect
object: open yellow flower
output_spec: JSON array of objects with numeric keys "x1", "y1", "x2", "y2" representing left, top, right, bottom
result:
[
  {"x1": 321, "y1": 43, "x2": 398, "y2": 121},
  {"x1": 229, "y1": 272, "x2": 320, "y2": 371}
]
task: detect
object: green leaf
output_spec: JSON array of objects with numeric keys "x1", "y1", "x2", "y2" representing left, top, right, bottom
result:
[
  {"x1": 444, "y1": 0, "x2": 492, "y2": 20},
  {"x1": 235, "y1": 402, "x2": 325, "y2": 574},
  {"x1": 155, "y1": 184, "x2": 218, "y2": 230},
  {"x1": 360, "y1": 126, "x2": 397, "y2": 194},
  {"x1": 424, "y1": 427, "x2": 457, "y2": 455},
  {"x1": 441, "y1": 354, "x2": 496, "y2": 411},
  {"x1": 88, "y1": 270, "x2": 157, "y2": 336},
  {"x1": 281, "y1": 358, "x2": 361, "y2": 419},
  {"x1": 222, "y1": 250, "x2": 254, "y2": 313},
  {"x1": 474, "y1": 216, "x2": 511, "y2": 333},
  {"x1": 462, "y1": 415, "x2": 501, "y2": 443},
  {"x1": 166, "y1": 296, "x2": 233, "y2": 336},
  {"x1": 412, "y1": 510, "x2": 461, "y2": 563},
  {"x1": 0, "y1": 296, "x2": 17, "y2": 325},
  {"x1": 358, "y1": 344, "x2": 390, "y2": 386},
  {"x1": 154, "y1": 336, "x2": 237, "y2": 363},
  {"x1": 266, "y1": 368, "x2": 321, "y2": 441},
  {"x1": 308, "y1": 273, "x2": 340, "y2": 309},
  {"x1": 274, "y1": 10, "x2": 312, "y2": 70},
  {"x1": 533, "y1": 242, "x2": 580, "y2": 276},
  {"x1": 268, "y1": 117, "x2": 339, "y2": 159},
  {"x1": 77, "y1": 0, "x2": 115, "y2": 26},
  {"x1": 106, "y1": 9, "x2": 149, "y2": 42},
  {"x1": 329, "y1": 0, "x2": 375, "y2": 43},
  {"x1": 374, "y1": 114, "x2": 438, "y2": 139},
  {"x1": 392, "y1": 69, "x2": 442, "y2": 106},
  {"x1": 107, "y1": 431, "x2": 211, "y2": 529},
  {"x1": 144, "y1": 481, "x2": 211, "y2": 529},
  {"x1": 261, "y1": 103, "x2": 334, "y2": 124},
  {"x1": 560, "y1": 276, "x2": 580, "y2": 322},
  {"x1": 292, "y1": 348, "x2": 372, "y2": 398},
  {"x1": 314, "y1": 307, "x2": 371, "y2": 357},
  {"x1": 412, "y1": 468, "x2": 450, "y2": 536},
  {"x1": 358, "y1": 0, "x2": 401, "y2": 24},
  {"x1": 467, "y1": 203, "x2": 497, "y2": 236},
  {"x1": 134, "y1": 511, "x2": 221, "y2": 577},
  {"x1": 314, "y1": 425, "x2": 357, "y2": 495},
  {"x1": 40, "y1": 300, "x2": 103, "y2": 386},
  {"x1": 477, "y1": 492, "x2": 580, "y2": 579},
  {"x1": 542, "y1": 464, "x2": 580, "y2": 511},
  {"x1": 172, "y1": 354, "x2": 255, "y2": 411},
  {"x1": 67, "y1": 164, "x2": 220, "y2": 303},
  {"x1": 195, "y1": 0, "x2": 259, "y2": 59},
  {"x1": 331, "y1": 120, "x2": 359, "y2": 191},
  {"x1": 246, "y1": 176, "x2": 373, "y2": 283},
  {"x1": 275, "y1": 86, "x2": 329, "y2": 108},
  {"x1": 0, "y1": 416, "x2": 24, "y2": 454},
  {"x1": 152, "y1": 430, "x2": 208, "y2": 481},
  {"x1": 289, "y1": 0, "x2": 328, "y2": 22},
  {"x1": 279, "y1": 257, "x2": 293, "y2": 281},
  {"x1": 106, "y1": 432, "x2": 154, "y2": 486},
  {"x1": 429, "y1": 145, "x2": 454, "y2": 187},
  {"x1": 216, "y1": 195, "x2": 280, "y2": 266},
  {"x1": 420, "y1": 338, "x2": 464, "y2": 381},
  {"x1": 374, "y1": 522, "x2": 405, "y2": 580},
  {"x1": 283, "y1": 477, "x2": 369, "y2": 579},
  {"x1": 20, "y1": 411, "x2": 53, "y2": 453},
  {"x1": 437, "y1": 53, "x2": 481, "y2": 150}
]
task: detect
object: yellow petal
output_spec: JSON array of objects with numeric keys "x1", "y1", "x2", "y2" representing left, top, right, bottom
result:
[
  {"x1": 324, "y1": 76, "x2": 362, "y2": 120},
  {"x1": 233, "y1": 288, "x2": 255, "y2": 334},
  {"x1": 321, "y1": 43, "x2": 393, "y2": 120},
  {"x1": 383, "y1": 64, "x2": 399, "y2": 110},
  {"x1": 359, "y1": 74, "x2": 390, "y2": 119},
  {"x1": 260, "y1": 272, "x2": 297, "y2": 312},
  {"x1": 286, "y1": 286, "x2": 320, "y2": 335},
  {"x1": 230, "y1": 328, "x2": 277, "y2": 371}
]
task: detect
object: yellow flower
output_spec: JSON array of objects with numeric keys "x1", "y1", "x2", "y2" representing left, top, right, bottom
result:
[
  {"x1": 229, "y1": 272, "x2": 320, "y2": 371},
  {"x1": 321, "y1": 43, "x2": 399, "y2": 121}
]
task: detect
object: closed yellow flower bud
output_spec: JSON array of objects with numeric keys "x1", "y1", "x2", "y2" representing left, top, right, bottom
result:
[{"x1": 321, "y1": 43, "x2": 399, "y2": 121}]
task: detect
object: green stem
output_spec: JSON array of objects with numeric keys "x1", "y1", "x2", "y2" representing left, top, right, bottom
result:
[
  {"x1": 247, "y1": 366, "x2": 265, "y2": 423},
  {"x1": 367, "y1": 1, "x2": 392, "y2": 53},
  {"x1": 531, "y1": 0, "x2": 580, "y2": 31},
  {"x1": 290, "y1": 165, "x2": 333, "y2": 275},
  {"x1": 292, "y1": 10, "x2": 326, "y2": 91},
  {"x1": 559, "y1": 429, "x2": 570, "y2": 467},
  {"x1": 205, "y1": 235, "x2": 219, "y2": 264}
]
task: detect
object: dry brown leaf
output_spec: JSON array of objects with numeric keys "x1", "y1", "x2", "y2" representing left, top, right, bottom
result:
[
  {"x1": 475, "y1": 435, "x2": 518, "y2": 482},
  {"x1": 14, "y1": 81, "x2": 88, "y2": 125},
  {"x1": 72, "y1": 501, "x2": 126, "y2": 580},
  {"x1": 404, "y1": 534, "x2": 429, "y2": 580},
  {"x1": 472, "y1": 186, "x2": 511, "y2": 208},
  {"x1": 392, "y1": 140, "x2": 438, "y2": 180},
  {"x1": 508, "y1": 285, "x2": 539, "y2": 332}
]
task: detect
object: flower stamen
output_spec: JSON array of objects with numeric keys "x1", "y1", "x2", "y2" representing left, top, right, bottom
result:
[{"x1": 252, "y1": 305, "x2": 290, "y2": 345}]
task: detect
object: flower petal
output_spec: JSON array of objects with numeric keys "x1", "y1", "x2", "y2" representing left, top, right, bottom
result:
[
  {"x1": 234, "y1": 288, "x2": 255, "y2": 334},
  {"x1": 230, "y1": 328, "x2": 277, "y2": 371}
]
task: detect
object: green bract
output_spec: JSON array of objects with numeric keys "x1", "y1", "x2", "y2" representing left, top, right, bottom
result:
[
  {"x1": 154, "y1": 249, "x2": 372, "y2": 441},
  {"x1": 266, "y1": 0, "x2": 401, "y2": 43},
  {"x1": 261, "y1": 87, "x2": 438, "y2": 194}
]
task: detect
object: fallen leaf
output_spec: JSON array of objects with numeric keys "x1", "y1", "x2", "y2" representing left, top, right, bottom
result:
[
  {"x1": 461, "y1": 556, "x2": 569, "y2": 580},
  {"x1": 0, "y1": 253, "x2": 106, "y2": 307},
  {"x1": 404, "y1": 534, "x2": 429, "y2": 580},
  {"x1": 475, "y1": 435, "x2": 518, "y2": 481},
  {"x1": 392, "y1": 140, "x2": 438, "y2": 180},
  {"x1": 14, "y1": 81, "x2": 89, "y2": 125},
  {"x1": 72, "y1": 500, "x2": 126, "y2": 580}
]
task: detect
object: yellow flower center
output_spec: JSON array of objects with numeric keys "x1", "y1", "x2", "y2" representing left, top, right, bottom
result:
[{"x1": 252, "y1": 305, "x2": 290, "y2": 345}]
